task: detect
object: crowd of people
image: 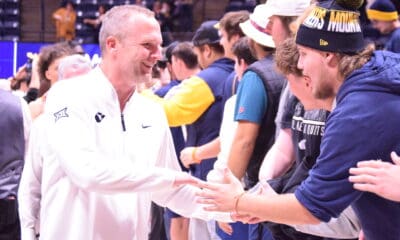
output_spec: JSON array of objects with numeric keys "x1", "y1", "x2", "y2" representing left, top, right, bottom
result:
[
  {"x1": 1, "y1": 0, "x2": 400, "y2": 240},
  {"x1": 52, "y1": 0, "x2": 194, "y2": 44}
]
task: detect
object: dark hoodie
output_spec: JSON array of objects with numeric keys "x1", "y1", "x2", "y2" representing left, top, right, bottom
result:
[
  {"x1": 295, "y1": 50, "x2": 400, "y2": 240},
  {"x1": 186, "y1": 58, "x2": 234, "y2": 180}
]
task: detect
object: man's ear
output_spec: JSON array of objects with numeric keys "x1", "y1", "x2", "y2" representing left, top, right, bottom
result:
[
  {"x1": 45, "y1": 69, "x2": 52, "y2": 81},
  {"x1": 230, "y1": 34, "x2": 240, "y2": 44},
  {"x1": 239, "y1": 58, "x2": 245, "y2": 67},
  {"x1": 106, "y1": 36, "x2": 118, "y2": 53},
  {"x1": 325, "y1": 52, "x2": 339, "y2": 67},
  {"x1": 204, "y1": 45, "x2": 212, "y2": 58}
]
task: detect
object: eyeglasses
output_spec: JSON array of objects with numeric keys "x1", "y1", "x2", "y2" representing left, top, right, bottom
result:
[{"x1": 157, "y1": 60, "x2": 168, "y2": 69}]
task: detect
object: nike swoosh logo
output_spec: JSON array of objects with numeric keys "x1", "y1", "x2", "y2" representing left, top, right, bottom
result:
[{"x1": 141, "y1": 124, "x2": 151, "y2": 129}]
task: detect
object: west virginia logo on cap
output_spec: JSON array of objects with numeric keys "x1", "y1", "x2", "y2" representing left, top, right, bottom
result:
[
  {"x1": 320, "y1": 39, "x2": 329, "y2": 46},
  {"x1": 296, "y1": 0, "x2": 365, "y2": 53}
]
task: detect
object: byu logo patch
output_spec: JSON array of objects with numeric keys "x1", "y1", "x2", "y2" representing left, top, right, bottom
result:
[
  {"x1": 95, "y1": 112, "x2": 105, "y2": 123},
  {"x1": 54, "y1": 107, "x2": 69, "y2": 122}
]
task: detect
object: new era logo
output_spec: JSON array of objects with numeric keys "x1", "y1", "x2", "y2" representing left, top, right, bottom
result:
[{"x1": 319, "y1": 39, "x2": 328, "y2": 46}]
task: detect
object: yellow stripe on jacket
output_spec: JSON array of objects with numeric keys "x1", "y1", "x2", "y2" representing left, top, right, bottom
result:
[{"x1": 141, "y1": 76, "x2": 215, "y2": 127}]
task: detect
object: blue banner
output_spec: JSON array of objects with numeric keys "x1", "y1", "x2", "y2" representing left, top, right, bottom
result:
[{"x1": 0, "y1": 41, "x2": 101, "y2": 79}]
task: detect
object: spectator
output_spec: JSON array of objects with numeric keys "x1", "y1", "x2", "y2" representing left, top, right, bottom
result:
[
  {"x1": 265, "y1": 37, "x2": 359, "y2": 240},
  {"x1": 196, "y1": 0, "x2": 400, "y2": 239},
  {"x1": 225, "y1": 4, "x2": 285, "y2": 239},
  {"x1": 172, "y1": 0, "x2": 193, "y2": 32},
  {"x1": 142, "y1": 19, "x2": 234, "y2": 240},
  {"x1": 83, "y1": 4, "x2": 108, "y2": 44},
  {"x1": 157, "y1": 41, "x2": 199, "y2": 240},
  {"x1": 6, "y1": 53, "x2": 41, "y2": 103},
  {"x1": 57, "y1": 54, "x2": 92, "y2": 80},
  {"x1": 0, "y1": 89, "x2": 31, "y2": 240},
  {"x1": 52, "y1": 1, "x2": 77, "y2": 41},
  {"x1": 179, "y1": 10, "x2": 250, "y2": 239},
  {"x1": 153, "y1": 1, "x2": 174, "y2": 46},
  {"x1": 18, "y1": 54, "x2": 91, "y2": 240},
  {"x1": 8, "y1": 65, "x2": 31, "y2": 98},
  {"x1": 28, "y1": 41, "x2": 78, "y2": 120},
  {"x1": 366, "y1": 0, "x2": 400, "y2": 53}
]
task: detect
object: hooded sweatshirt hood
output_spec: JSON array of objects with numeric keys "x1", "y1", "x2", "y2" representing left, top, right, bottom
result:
[{"x1": 337, "y1": 50, "x2": 400, "y2": 103}]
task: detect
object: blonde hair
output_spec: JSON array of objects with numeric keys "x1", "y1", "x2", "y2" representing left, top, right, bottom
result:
[
  {"x1": 290, "y1": 2, "x2": 316, "y2": 34},
  {"x1": 337, "y1": 44, "x2": 375, "y2": 79},
  {"x1": 99, "y1": 5, "x2": 154, "y2": 52},
  {"x1": 275, "y1": 37, "x2": 302, "y2": 77}
]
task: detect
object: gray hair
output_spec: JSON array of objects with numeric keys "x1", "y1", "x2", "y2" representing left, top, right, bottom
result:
[
  {"x1": 58, "y1": 54, "x2": 92, "y2": 80},
  {"x1": 98, "y1": 5, "x2": 155, "y2": 53}
]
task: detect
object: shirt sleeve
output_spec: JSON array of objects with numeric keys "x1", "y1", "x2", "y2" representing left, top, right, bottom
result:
[
  {"x1": 18, "y1": 118, "x2": 43, "y2": 240},
  {"x1": 141, "y1": 76, "x2": 215, "y2": 127},
  {"x1": 19, "y1": 97, "x2": 32, "y2": 152},
  {"x1": 234, "y1": 71, "x2": 267, "y2": 124},
  {"x1": 275, "y1": 84, "x2": 298, "y2": 130},
  {"x1": 150, "y1": 121, "x2": 232, "y2": 222}
]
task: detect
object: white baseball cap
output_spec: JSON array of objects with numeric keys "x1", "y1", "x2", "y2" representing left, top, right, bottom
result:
[
  {"x1": 265, "y1": 0, "x2": 311, "y2": 17},
  {"x1": 239, "y1": 4, "x2": 275, "y2": 48}
]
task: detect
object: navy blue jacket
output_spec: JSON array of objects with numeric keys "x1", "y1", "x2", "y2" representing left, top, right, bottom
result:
[
  {"x1": 295, "y1": 51, "x2": 400, "y2": 240},
  {"x1": 187, "y1": 58, "x2": 234, "y2": 180}
]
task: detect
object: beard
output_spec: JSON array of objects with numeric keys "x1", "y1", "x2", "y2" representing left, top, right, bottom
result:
[{"x1": 313, "y1": 78, "x2": 335, "y2": 100}]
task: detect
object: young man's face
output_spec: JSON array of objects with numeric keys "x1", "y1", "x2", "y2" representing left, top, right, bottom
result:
[
  {"x1": 297, "y1": 45, "x2": 336, "y2": 100},
  {"x1": 46, "y1": 57, "x2": 64, "y2": 84},
  {"x1": 171, "y1": 55, "x2": 185, "y2": 80},
  {"x1": 116, "y1": 15, "x2": 162, "y2": 83},
  {"x1": 219, "y1": 29, "x2": 239, "y2": 60},
  {"x1": 286, "y1": 73, "x2": 313, "y2": 106},
  {"x1": 234, "y1": 58, "x2": 247, "y2": 80},
  {"x1": 371, "y1": 20, "x2": 394, "y2": 35},
  {"x1": 193, "y1": 46, "x2": 207, "y2": 69},
  {"x1": 267, "y1": 15, "x2": 291, "y2": 47}
]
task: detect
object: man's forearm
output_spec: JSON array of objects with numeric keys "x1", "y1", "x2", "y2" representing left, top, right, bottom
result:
[
  {"x1": 238, "y1": 193, "x2": 320, "y2": 225},
  {"x1": 227, "y1": 139, "x2": 255, "y2": 179},
  {"x1": 227, "y1": 121, "x2": 260, "y2": 179}
]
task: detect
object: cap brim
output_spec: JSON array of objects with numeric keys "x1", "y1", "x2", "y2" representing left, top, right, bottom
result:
[
  {"x1": 265, "y1": 0, "x2": 311, "y2": 17},
  {"x1": 239, "y1": 21, "x2": 275, "y2": 48}
]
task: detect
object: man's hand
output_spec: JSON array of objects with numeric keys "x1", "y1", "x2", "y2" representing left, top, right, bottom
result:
[
  {"x1": 173, "y1": 171, "x2": 201, "y2": 187},
  {"x1": 231, "y1": 212, "x2": 262, "y2": 224},
  {"x1": 217, "y1": 222, "x2": 233, "y2": 235},
  {"x1": 196, "y1": 168, "x2": 244, "y2": 212},
  {"x1": 180, "y1": 147, "x2": 199, "y2": 168},
  {"x1": 349, "y1": 151, "x2": 400, "y2": 202}
]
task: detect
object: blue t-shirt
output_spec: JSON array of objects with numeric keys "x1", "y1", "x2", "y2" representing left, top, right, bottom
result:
[{"x1": 234, "y1": 71, "x2": 267, "y2": 124}]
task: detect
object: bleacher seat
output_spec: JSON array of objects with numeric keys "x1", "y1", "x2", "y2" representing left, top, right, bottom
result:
[
  {"x1": 78, "y1": 10, "x2": 99, "y2": 18},
  {"x1": 73, "y1": 0, "x2": 151, "y2": 43},
  {"x1": 98, "y1": 0, "x2": 114, "y2": 5},
  {"x1": 3, "y1": 1, "x2": 19, "y2": 10},
  {"x1": 3, "y1": 20, "x2": 19, "y2": 28},
  {"x1": 3, "y1": 8, "x2": 19, "y2": 21},
  {"x1": 2, "y1": 35, "x2": 19, "y2": 41},
  {"x1": 0, "y1": 0, "x2": 20, "y2": 41}
]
